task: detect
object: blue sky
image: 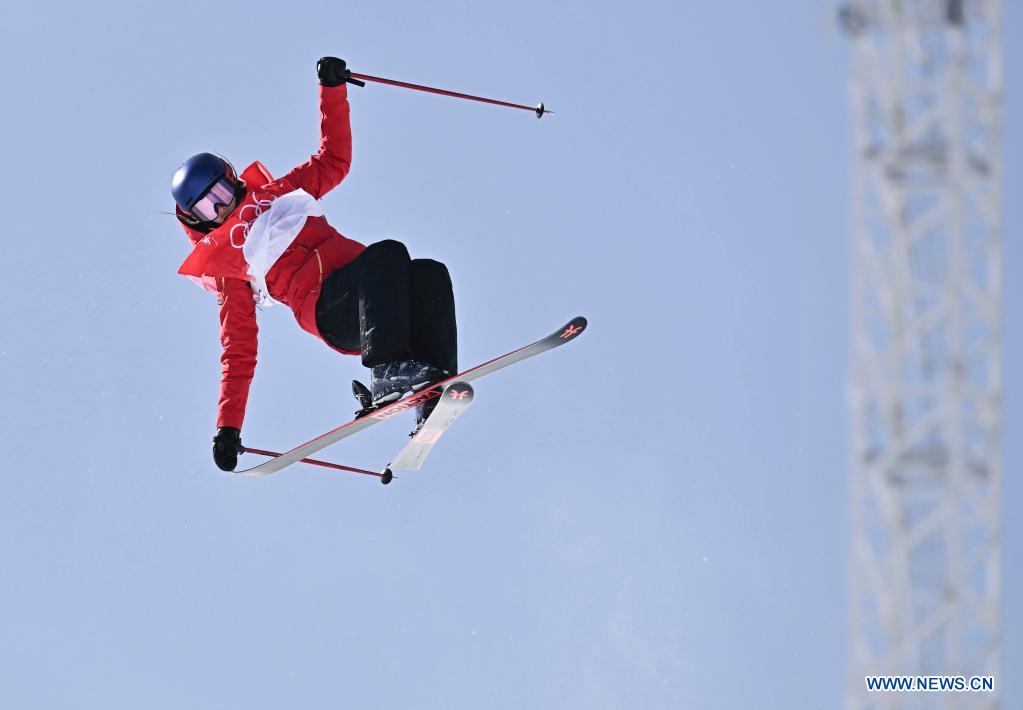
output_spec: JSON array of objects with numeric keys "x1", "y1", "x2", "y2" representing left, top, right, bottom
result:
[{"x1": 0, "y1": 1, "x2": 1018, "y2": 707}]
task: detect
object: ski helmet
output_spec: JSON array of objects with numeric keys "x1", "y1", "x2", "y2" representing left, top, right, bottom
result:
[{"x1": 171, "y1": 153, "x2": 240, "y2": 221}]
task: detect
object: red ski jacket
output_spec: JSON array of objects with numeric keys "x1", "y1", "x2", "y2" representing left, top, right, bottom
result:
[{"x1": 176, "y1": 84, "x2": 365, "y2": 430}]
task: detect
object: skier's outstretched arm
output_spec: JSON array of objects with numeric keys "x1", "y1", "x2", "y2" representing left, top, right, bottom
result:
[
  {"x1": 282, "y1": 57, "x2": 353, "y2": 200},
  {"x1": 212, "y1": 277, "x2": 259, "y2": 470}
]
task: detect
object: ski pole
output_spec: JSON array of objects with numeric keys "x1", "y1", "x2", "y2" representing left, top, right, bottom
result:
[
  {"x1": 349, "y1": 71, "x2": 551, "y2": 118},
  {"x1": 245, "y1": 447, "x2": 393, "y2": 483}
]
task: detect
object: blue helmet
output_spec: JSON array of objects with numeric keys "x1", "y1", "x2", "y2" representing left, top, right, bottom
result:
[{"x1": 171, "y1": 153, "x2": 239, "y2": 215}]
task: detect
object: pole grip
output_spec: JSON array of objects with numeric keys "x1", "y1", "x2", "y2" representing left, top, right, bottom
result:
[{"x1": 346, "y1": 76, "x2": 366, "y2": 88}]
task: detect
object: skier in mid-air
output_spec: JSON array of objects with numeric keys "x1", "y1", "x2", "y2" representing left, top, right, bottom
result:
[{"x1": 171, "y1": 57, "x2": 457, "y2": 472}]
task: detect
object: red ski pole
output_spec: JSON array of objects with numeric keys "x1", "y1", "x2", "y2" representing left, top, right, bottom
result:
[
  {"x1": 245, "y1": 447, "x2": 393, "y2": 483},
  {"x1": 348, "y1": 71, "x2": 551, "y2": 118}
]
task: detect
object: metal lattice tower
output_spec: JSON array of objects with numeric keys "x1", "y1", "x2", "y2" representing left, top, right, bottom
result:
[{"x1": 839, "y1": 1, "x2": 1003, "y2": 708}]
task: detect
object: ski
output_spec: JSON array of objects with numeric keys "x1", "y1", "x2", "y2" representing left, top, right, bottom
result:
[
  {"x1": 234, "y1": 315, "x2": 587, "y2": 480},
  {"x1": 387, "y1": 382, "x2": 475, "y2": 473}
]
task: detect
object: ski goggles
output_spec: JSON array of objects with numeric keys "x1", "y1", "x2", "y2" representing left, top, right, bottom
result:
[{"x1": 190, "y1": 177, "x2": 237, "y2": 221}]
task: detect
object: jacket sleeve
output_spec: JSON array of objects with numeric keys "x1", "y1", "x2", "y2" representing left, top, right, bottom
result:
[
  {"x1": 281, "y1": 83, "x2": 352, "y2": 199},
  {"x1": 216, "y1": 277, "x2": 259, "y2": 430}
]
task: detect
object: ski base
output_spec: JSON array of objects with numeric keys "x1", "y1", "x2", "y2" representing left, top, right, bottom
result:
[{"x1": 389, "y1": 382, "x2": 474, "y2": 471}]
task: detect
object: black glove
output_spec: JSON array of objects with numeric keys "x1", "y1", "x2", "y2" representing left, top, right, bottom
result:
[
  {"x1": 317, "y1": 57, "x2": 351, "y2": 87},
  {"x1": 212, "y1": 427, "x2": 244, "y2": 472}
]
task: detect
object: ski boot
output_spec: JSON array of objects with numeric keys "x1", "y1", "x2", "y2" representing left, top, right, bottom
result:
[
  {"x1": 351, "y1": 379, "x2": 375, "y2": 418},
  {"x1": 411, "y1": 397, "x2": 439, "y2": 437},
  {"x1": 352, "y1": 359, "x2": 449, "y2": 418}
]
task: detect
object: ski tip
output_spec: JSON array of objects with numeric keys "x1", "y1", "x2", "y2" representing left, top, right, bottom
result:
[
  {"x1": 442, "y1": 381, "x2": 474, "y2": 403},
  {"x1": 555, "y1": 316, "x2": 587, "y2": 341}
]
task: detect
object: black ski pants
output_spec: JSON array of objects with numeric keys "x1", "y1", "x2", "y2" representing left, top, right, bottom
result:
[{"x1": 315, "y1": 239, "x2": 457, "y2": 374}]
